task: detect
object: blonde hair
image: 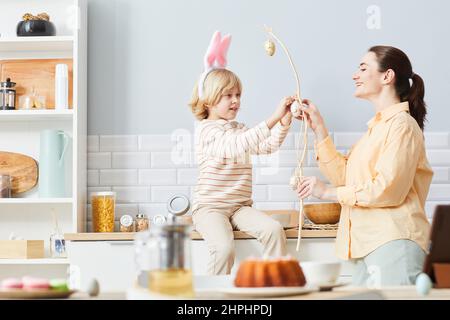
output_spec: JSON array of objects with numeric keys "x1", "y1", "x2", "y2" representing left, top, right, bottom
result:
[{"x1": 188, "y1": 69, "x2": 242, "y2": 120}]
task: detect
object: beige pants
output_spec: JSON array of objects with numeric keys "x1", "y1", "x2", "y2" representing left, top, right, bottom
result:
[{"x1": 193, "y1": 205, "x2": 287, "y2": 275}]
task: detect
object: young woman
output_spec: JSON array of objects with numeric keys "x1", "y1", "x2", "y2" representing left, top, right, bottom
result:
[{"x1": 296, "y1": 46, "x2": 433, "y2": 286}]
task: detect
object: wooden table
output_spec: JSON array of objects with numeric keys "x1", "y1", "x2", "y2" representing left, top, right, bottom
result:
[{"x1": 67, "y1": 286, "x2": 450, "y2": 300}]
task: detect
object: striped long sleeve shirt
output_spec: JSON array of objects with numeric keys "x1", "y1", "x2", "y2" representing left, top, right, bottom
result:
[{"x1": 192, "y1": 119, "x2": 291, "y2": 212}]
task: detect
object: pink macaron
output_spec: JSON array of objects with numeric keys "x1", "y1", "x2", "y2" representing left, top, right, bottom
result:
[
  {"x1": 22, "y1": 276, "x2": 50, "y2": 290},
  {"x1": 1, "y1": 278, "x2": 24, "y2": 289}
]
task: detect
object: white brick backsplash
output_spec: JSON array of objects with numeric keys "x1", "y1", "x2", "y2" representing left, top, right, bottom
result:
[
  {"x1": 252, "y1": 185, "x2": 268, "y2": 201},
  {"x1": 294, "y1": 132, "x2": 329, "y2": 149},
  {"x1": 255, "y1": 167, "x2": 295, "y2": 184},
  {"x1": 428, "y1": 184, "x2": 450, "y2": 201},
  {"x1": 427, "y1": 150, "x2": 450, "y2": 166},
  {"x1": 254, "y1": 202, "x2": 296, "y2": 210},
  {"x1": 151, "y1": 186, "x2": 191, "y2": 202},
  {"x1": 280, "y1": 133, "x2": 295, "y2": 150},
  {"x1": 333, "y1": 132, "x2": 363, "y2": 148},
  {"x1": 424, "y1": 132, "x2": 449, "y2": 149},
  {"x1": 112, "y1": 152, "x2": 150, "y2": 169},
  {"x1": 255, "y1": 167, "x2": 326, "y2": 185},
  {"x1": 87, "y1": 170, "x2": 99, "y2": 186},
  {"x1": 253, "y1": 150, "x2": 298, "y2": 168},
  {"x1": 139, "y1": 169, "x2": 177, "y2": 185},
  {"x1": 151, "y1": 152, "x2": 195, "y2": 168},
  {"x1": 431, "y1": 167, "x2": 449, "y2": 183},
  {"x1": 138, "y1": 203, "x2": 170, "y2": 219},
  {"x1": 87, "y1": 135, "x2": 99, "y2": 152},
  {"x1": 100, "y1": 169, "x2": 138, "y2": 186},
  {"x1": 100, "y1": 135, "x2": 138, "y2": 152},
  {"x1": 138, "y1": 135, "x2": 174, "y2": 151},
  {"x1": 268, "y1": 185, "x2": 298, "y2": 201},
  {"x1": 88, "y1": 152, "x2": 111, "y2": 169},
  {"x1": 86, "y1": 133, "x2": 450, "y2": 230},
  {"x1": 177, "y1": 169, "x2": 199, "y2": 185},
  {"x1": 113, "y1": 187, "x2": 151, "y2": 203}
]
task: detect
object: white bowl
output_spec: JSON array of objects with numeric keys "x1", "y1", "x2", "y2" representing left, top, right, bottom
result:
[{"x1": 300, "y1": 261, "x2": 342, "y2": 285}]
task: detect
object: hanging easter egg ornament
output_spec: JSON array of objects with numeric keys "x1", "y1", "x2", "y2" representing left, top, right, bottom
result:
[
  {"x1": 264, "y1": 39, "x2": 276, "y2": 56},
  {"x1": 263, "y1": 25, "x2": 308, "y2": 251}
]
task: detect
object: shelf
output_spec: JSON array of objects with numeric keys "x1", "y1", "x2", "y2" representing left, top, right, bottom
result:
[
  {"x1": 0, "y1": 198, "x2": 73, "y2": 205},
  {"x1": 0, "y1": 36, "x2": 74, "y2": 53},
  {"x1": 64, "y1": 229, "x2": 337, "y2": 241},
  {"x1": 0, "y1": 258, "x2": 69, "y2": 265},
  {"x1": 0, "y1": 109, "x2": 73, "y2": 121}
]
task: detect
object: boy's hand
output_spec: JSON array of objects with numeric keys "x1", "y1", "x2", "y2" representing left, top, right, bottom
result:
[
  {"x1": 275, "y1": 96, "x2": 296, "y2": 120},
  {"x1": 267, "y1": 95, "x2": 296, "y2": 129}
]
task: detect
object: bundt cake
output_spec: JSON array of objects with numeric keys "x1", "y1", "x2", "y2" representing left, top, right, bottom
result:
[{"x1": 234, "y1": 256, "x2": 307, "y2": 287}]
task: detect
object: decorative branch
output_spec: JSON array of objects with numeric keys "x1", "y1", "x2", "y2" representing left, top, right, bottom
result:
[{"x1": 263, "y1": 25, "x2": 308, "y2": 251}]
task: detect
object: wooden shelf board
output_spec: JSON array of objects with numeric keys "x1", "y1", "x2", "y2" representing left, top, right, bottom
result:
[{"x1": 64, "y1": 229, "x2": 337, "y2": 241}]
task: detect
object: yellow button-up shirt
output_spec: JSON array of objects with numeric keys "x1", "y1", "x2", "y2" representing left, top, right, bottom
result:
[{"x1": 314, "y1": 102, "x2": 433, "y2": 260}]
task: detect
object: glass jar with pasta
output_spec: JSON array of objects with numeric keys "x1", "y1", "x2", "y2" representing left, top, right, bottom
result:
[{"x1": 91, "y1": 191, "x2": 116, "y2": 232}]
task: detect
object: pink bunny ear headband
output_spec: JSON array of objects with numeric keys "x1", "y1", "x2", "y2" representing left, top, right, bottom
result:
[{"x1": 198, "y1": 31, "x2": 232, "y2": 99}]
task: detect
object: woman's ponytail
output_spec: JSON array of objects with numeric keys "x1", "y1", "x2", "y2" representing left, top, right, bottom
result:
[{"x1": 408, "y1": 73, "x2": 427, "y2": 130}]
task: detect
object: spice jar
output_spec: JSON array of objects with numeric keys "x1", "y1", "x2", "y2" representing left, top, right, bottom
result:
[
  {"x1": 91, "y1": 192, "x2": 116, "y2": 232},
  {"x1": 135, "y1": 213, "x2": 149, "y2": 232},
  {"x1": 120, "y1": 214, "x2": 135, "y2": 232},
  {"x1": 0, "y1": 175, "x2": 12, "y2": 198}
]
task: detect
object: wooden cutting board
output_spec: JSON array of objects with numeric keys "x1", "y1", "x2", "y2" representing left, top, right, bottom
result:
[
  {"x1": 0, "y1": 152, "x2": 38, "y2": 194},
  {"x1": 0, "y1": 59, "x2": 73, "y2": 109}
]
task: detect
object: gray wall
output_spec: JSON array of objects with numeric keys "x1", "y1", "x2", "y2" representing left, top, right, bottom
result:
[{"x1": 87, "y1": 0, "x2": 450, "y2": 134}]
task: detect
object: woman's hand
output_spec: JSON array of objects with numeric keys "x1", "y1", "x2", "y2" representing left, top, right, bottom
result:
[
  {"x1": 296, "y1": 176, "x2": 328, "y2": 200},
  {"x1": 295, "y1": 99, "x2": 329, "y2": 142}
]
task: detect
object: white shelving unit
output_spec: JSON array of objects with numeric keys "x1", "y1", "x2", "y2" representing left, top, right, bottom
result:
[{"x1": 0, "y1": 0, "x2": 87, "y2": 273}]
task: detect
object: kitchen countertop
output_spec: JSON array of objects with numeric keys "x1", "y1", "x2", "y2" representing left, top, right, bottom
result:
[{"x1": 64, "y1": 228, "x2": 337, "y2": 241}]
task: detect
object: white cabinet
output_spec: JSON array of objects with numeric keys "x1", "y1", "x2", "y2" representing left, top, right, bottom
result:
[
  {"x1": 67, "y1": 238, "x2": 353, "y2": 292},
  {"x1": 0, "y1": 0, "x2": 87, "y2": 270}
]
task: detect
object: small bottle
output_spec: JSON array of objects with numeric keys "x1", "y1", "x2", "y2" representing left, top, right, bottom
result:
[
  {"x1": 50, "y1": 209, "x2": 66, "y2": 258},
  {"x1": 55, "y1": 64, "x2": 68, "y2": 110},
  {"x1": 135, "y1": 214, "x2": 149, "y2": 232},
  {"x1": 50, "y1": 232, "x2": 67, "y2": 258}
]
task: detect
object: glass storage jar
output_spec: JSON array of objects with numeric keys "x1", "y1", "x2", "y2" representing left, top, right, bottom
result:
[
  {"x1": 120, "y1": 214, "x2": 135, "y2": 232},
  {"x1": 135, "y1": 213, "x2": 149, "y2": 232},
  {"x1": 91, "y1": 192, "x2": 116, "y2": 232}
]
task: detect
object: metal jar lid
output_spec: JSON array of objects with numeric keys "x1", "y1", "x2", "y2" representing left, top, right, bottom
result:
[
  {"x1": 136, "y1": 213, "x2": 148, "y2": 220},
  {"x1": 120, "y1": 215, "x2": 133, "y2": 227},
  {"x1": 167, "y1": 194, "x2": 190, "y2": 216}
]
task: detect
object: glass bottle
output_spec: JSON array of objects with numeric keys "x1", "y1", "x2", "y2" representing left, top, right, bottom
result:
[{"x1": 50, "y1": 209, "x2": 66, "y2": 258}]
